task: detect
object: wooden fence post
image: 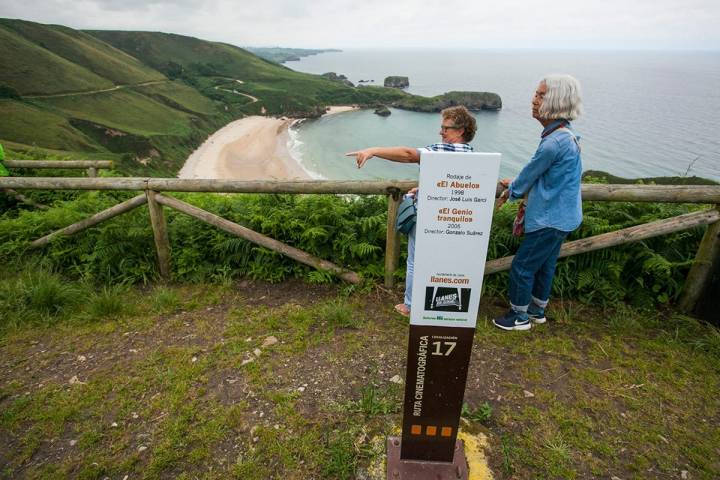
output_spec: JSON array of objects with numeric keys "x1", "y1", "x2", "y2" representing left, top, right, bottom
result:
[
  {"x1": 87, "y1": 167, "x2": 97, "y2": 178},
  {"x1": 385, "y1": 190, "x2": 402, "y2": 288},
  {"x1": 679, "y1": 205, "x2": 720, "y2": 313},
  {"x1": 146, "y1": 190, "x2": 171, "y2": 281}
]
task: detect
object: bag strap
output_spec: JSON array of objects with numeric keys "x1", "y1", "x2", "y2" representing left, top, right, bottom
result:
[{"x1": 556, "y1": 127, "x2": 581, "y2": 152}]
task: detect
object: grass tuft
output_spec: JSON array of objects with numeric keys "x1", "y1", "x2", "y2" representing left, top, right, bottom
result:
[
  {"x1": 316, "y1": 298, "x2": 361, "y2": 329},
  {"x1": 85, "y1": 285, "x2": 131, "y2": 320},
  {"x1": 462, "y1": 401, "x2": 493, "y2": 424},
  {"x1": 150, "y1": 286, "x2": 182, "y2": 314}
]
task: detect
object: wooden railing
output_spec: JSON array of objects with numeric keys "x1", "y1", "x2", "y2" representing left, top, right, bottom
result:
[
  {"x1": 2, "y1": 160, "x2": 114, "y2": 210},
  {"x1": 4, "y1": 160, "x2": 113, "y2": 177},
  {"x1": 1, "y1": 176, "x2": 718, "y2": 313}
]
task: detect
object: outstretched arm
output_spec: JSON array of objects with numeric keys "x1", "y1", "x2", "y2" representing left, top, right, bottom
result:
[{"x1": 345, "y1": 147, "x2": 420, "y2": 168}]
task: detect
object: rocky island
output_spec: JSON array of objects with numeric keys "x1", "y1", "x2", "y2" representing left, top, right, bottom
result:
[
  {"x1": 384, "y1": 76, "x2": 409, "y2": 89},
  {"x1": 374, "y1": 105, "x2": 391, "y2": 116}
]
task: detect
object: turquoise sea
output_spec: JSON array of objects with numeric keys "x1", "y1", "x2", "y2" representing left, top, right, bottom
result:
[{"x1": 286, "y1": 49, "x2": 720, "y2": 181}]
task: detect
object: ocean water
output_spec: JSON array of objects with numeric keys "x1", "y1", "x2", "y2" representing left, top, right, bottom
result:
[{"x1": 287, "y1": 49, "x2": 720, "y2": 181}]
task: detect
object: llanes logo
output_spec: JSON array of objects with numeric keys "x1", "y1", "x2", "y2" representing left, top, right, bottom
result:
[{"x1": 424, "y1": 287, "x2": 471, "y2": 312}]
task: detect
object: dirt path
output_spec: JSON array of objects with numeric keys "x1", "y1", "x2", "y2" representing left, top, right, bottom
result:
[
  {"x1": 25, "y1": 80, "x2": 171, "y2": 99},
  {"x1": 213, "y1": 83, "x2": 259, "y2": 103}
]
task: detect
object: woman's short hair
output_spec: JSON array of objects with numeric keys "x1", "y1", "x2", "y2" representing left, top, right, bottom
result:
[
  {"x1": 441, "y1": 105, "x2": 477, "y2": 142},
  {"x1": 539, "y1": 74, "x2": 583, "y2": 121}
]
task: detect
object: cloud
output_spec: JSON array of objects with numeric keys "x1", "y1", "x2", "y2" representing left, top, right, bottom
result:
[{"x1": 0, "y1": 0, "x2": 718, "y2": 49}]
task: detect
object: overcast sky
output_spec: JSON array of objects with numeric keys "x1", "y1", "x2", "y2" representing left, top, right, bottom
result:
[{"x1": 1, "y1": 0, "x2": 719, "y2": 50}]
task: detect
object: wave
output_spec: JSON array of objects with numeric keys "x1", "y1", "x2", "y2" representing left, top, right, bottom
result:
[{"x1": 287, "y1": 121, "x2": 325, "y2": 180}]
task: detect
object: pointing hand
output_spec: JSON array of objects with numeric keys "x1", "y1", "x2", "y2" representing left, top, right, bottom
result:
[{"x1": 345, "y1": 149, "x2": 374, "y2": 169}]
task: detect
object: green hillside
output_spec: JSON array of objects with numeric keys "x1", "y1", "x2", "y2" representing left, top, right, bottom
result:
[
  {"x1": 0, "y1": 24, "x2": 113, "y2": 96},
  {"x1": 0, "y1": 19, "x2": 164, "y2": 90},
  {"x1": 0, "y1": 99, "x2": 99, "y2": 151},
  {"x1": 87, "y1": 30, "x2": 407, "y2": 116},
  {"x1": 0, "y1": 19, "x2": 413, "y2": 175}
]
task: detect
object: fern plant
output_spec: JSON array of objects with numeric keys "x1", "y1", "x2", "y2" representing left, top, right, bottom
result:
[{"x1": 0, "y1": 188, "x2": 707, "y2": 308}]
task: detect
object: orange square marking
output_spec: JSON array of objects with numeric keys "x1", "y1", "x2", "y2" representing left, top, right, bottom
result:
[
  {"x1": 426, "y1": 426, "x2": 437, "y2": 436},
  {"x1": 410, "y1": 425, "x2": 422, "y2": 435},
  {"x1": 441, "y1": 427, "x2": 453, "y2": 437}
]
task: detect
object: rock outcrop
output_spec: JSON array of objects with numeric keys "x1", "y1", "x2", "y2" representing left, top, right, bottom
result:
[
  {"x1": 393, "y1": 91, "x2": 502, "y2": 112},
  {"x1": 384, "y1": 76, "x2": 409, "y2": 89},
  {"x1": 374, "y1": 105, "x2": 391, "y2": 116}
]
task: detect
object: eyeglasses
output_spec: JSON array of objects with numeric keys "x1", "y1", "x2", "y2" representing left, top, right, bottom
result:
[{"x1": 440, "y1": 125, "x2": 461, "y2": 132}]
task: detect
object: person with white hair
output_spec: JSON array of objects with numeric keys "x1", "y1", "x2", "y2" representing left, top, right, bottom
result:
[{"x1": 493, "y1": 74, "x2": 583, "y2": 331}]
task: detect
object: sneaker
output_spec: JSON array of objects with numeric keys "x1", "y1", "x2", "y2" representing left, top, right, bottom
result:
[
  {"x1": 492, "y1": 309, "x2": 531, "y2": 331},
  {"x1": 527, "y1": 303, "x2": 546, "y2": 324}
]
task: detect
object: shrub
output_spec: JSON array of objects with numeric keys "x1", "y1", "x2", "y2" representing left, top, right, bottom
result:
[{"x1": 0, "y1": 189, "x2": 706, "y2": 309}]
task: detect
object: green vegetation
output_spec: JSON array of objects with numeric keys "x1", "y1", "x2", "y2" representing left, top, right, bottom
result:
[
  {"x1": 0, "y1": 100, "x2": 99, "y2": 152},
  {"x1": 0, "y1": 177, "x2": 709, "y2": 311},
  {"x1": 0, "y1": 22, "x2": 114, "y2": 96},
  {"x1": 41, "y1": 90, "x2": 193, "y2": 136},
  {"x1": 462, "y1": 401, "x2": 493, "y2": 424},
  {"x1": 0, "y1": 19, "x2": 163, "y2": 90}
]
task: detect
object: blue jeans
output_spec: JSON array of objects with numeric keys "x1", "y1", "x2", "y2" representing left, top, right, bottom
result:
[
  {"x1": 509, "y1": 227, "x2": 568, "y2": 309},
  {"x1": 404, "y1": 224, "x2": 416, "y2": 307}
]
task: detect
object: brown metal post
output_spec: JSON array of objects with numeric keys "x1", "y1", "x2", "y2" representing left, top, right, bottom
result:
[
  {"x1": 146, "y1": 190, "x2": 171, "y2": 281},
  {"x1": 679, "y1": 205, "x2": 720, "y2": 313},
  {"x1": 385, "y1": 190, "x2": 402, "y2": 288}
]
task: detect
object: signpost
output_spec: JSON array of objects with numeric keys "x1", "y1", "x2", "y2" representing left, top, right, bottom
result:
[{"x1": 387, "y1": 152, "x2": 501, "y2": 479}]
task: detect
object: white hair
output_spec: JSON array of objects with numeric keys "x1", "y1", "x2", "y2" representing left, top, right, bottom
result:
[{"x1": 539, "y1": 74, "x2": 583, "y2": 121}]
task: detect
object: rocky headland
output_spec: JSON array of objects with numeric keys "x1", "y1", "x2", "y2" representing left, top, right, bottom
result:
[
  {"x1": 392, "y1": 91, "x2": 502, "y2": 112},
  {"x1": 321, "y1": 72, "x2": 354, "y2": 87}
]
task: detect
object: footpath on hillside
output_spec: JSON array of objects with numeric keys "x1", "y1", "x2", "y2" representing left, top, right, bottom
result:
[{"x1": 24, "y1": 80, "x2": 171, "y2": 99}]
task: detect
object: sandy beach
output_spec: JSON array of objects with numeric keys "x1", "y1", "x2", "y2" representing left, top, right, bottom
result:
[{"x1": 178, "y1": 106, "x2": 359, "y2": 180}]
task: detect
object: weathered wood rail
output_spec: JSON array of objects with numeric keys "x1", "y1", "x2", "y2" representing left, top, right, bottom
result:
[
  {"x1": 2, "y1": 160, "x2": 113, "y2": 209},
  {"x1": 1, "y1": 177, "x2": 718, "y2": 313},
  {"x1": 4, "y1": 160, "x2": 113, "y2": 178}
]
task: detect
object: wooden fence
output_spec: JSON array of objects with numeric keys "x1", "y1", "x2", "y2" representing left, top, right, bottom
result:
[
  {"x1": 4, "y1": 160, "x2": 113, "y2": 177},
  {"x1": 2, "y1": 160, "x2": 113, "y2": 210},
  {"x1": 1, "y1": 176, "x2": 719, "y2": 313}
]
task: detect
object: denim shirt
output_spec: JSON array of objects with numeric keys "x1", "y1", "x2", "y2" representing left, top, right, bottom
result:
[{"x1": 508, "y1": 120, "x2": 583, "y2": 233}]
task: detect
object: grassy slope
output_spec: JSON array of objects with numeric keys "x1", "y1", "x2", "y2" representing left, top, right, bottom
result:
[
  {"x1": 39, "y1": 90, "x2": 193, "y2": 137},
  {"x1": 132, "y1": 80, "x2": 218, "y2": 116},
  {"x1": 0, "y1": 278, "x2": 717, "y2": 479},
  {"x1": 0, "y1": 25, "x2": 112, "y2": 96},
  {"x1": 0, "y1": 19, "x2": 164, "y2": 89},
  {"x1": 0, "y1": 99, "x2": 98, "y2": 151}
]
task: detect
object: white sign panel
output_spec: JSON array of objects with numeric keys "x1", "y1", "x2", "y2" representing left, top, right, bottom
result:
[{"x1": 410, "y1": 152, "x2": 502, "y2": 328}]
